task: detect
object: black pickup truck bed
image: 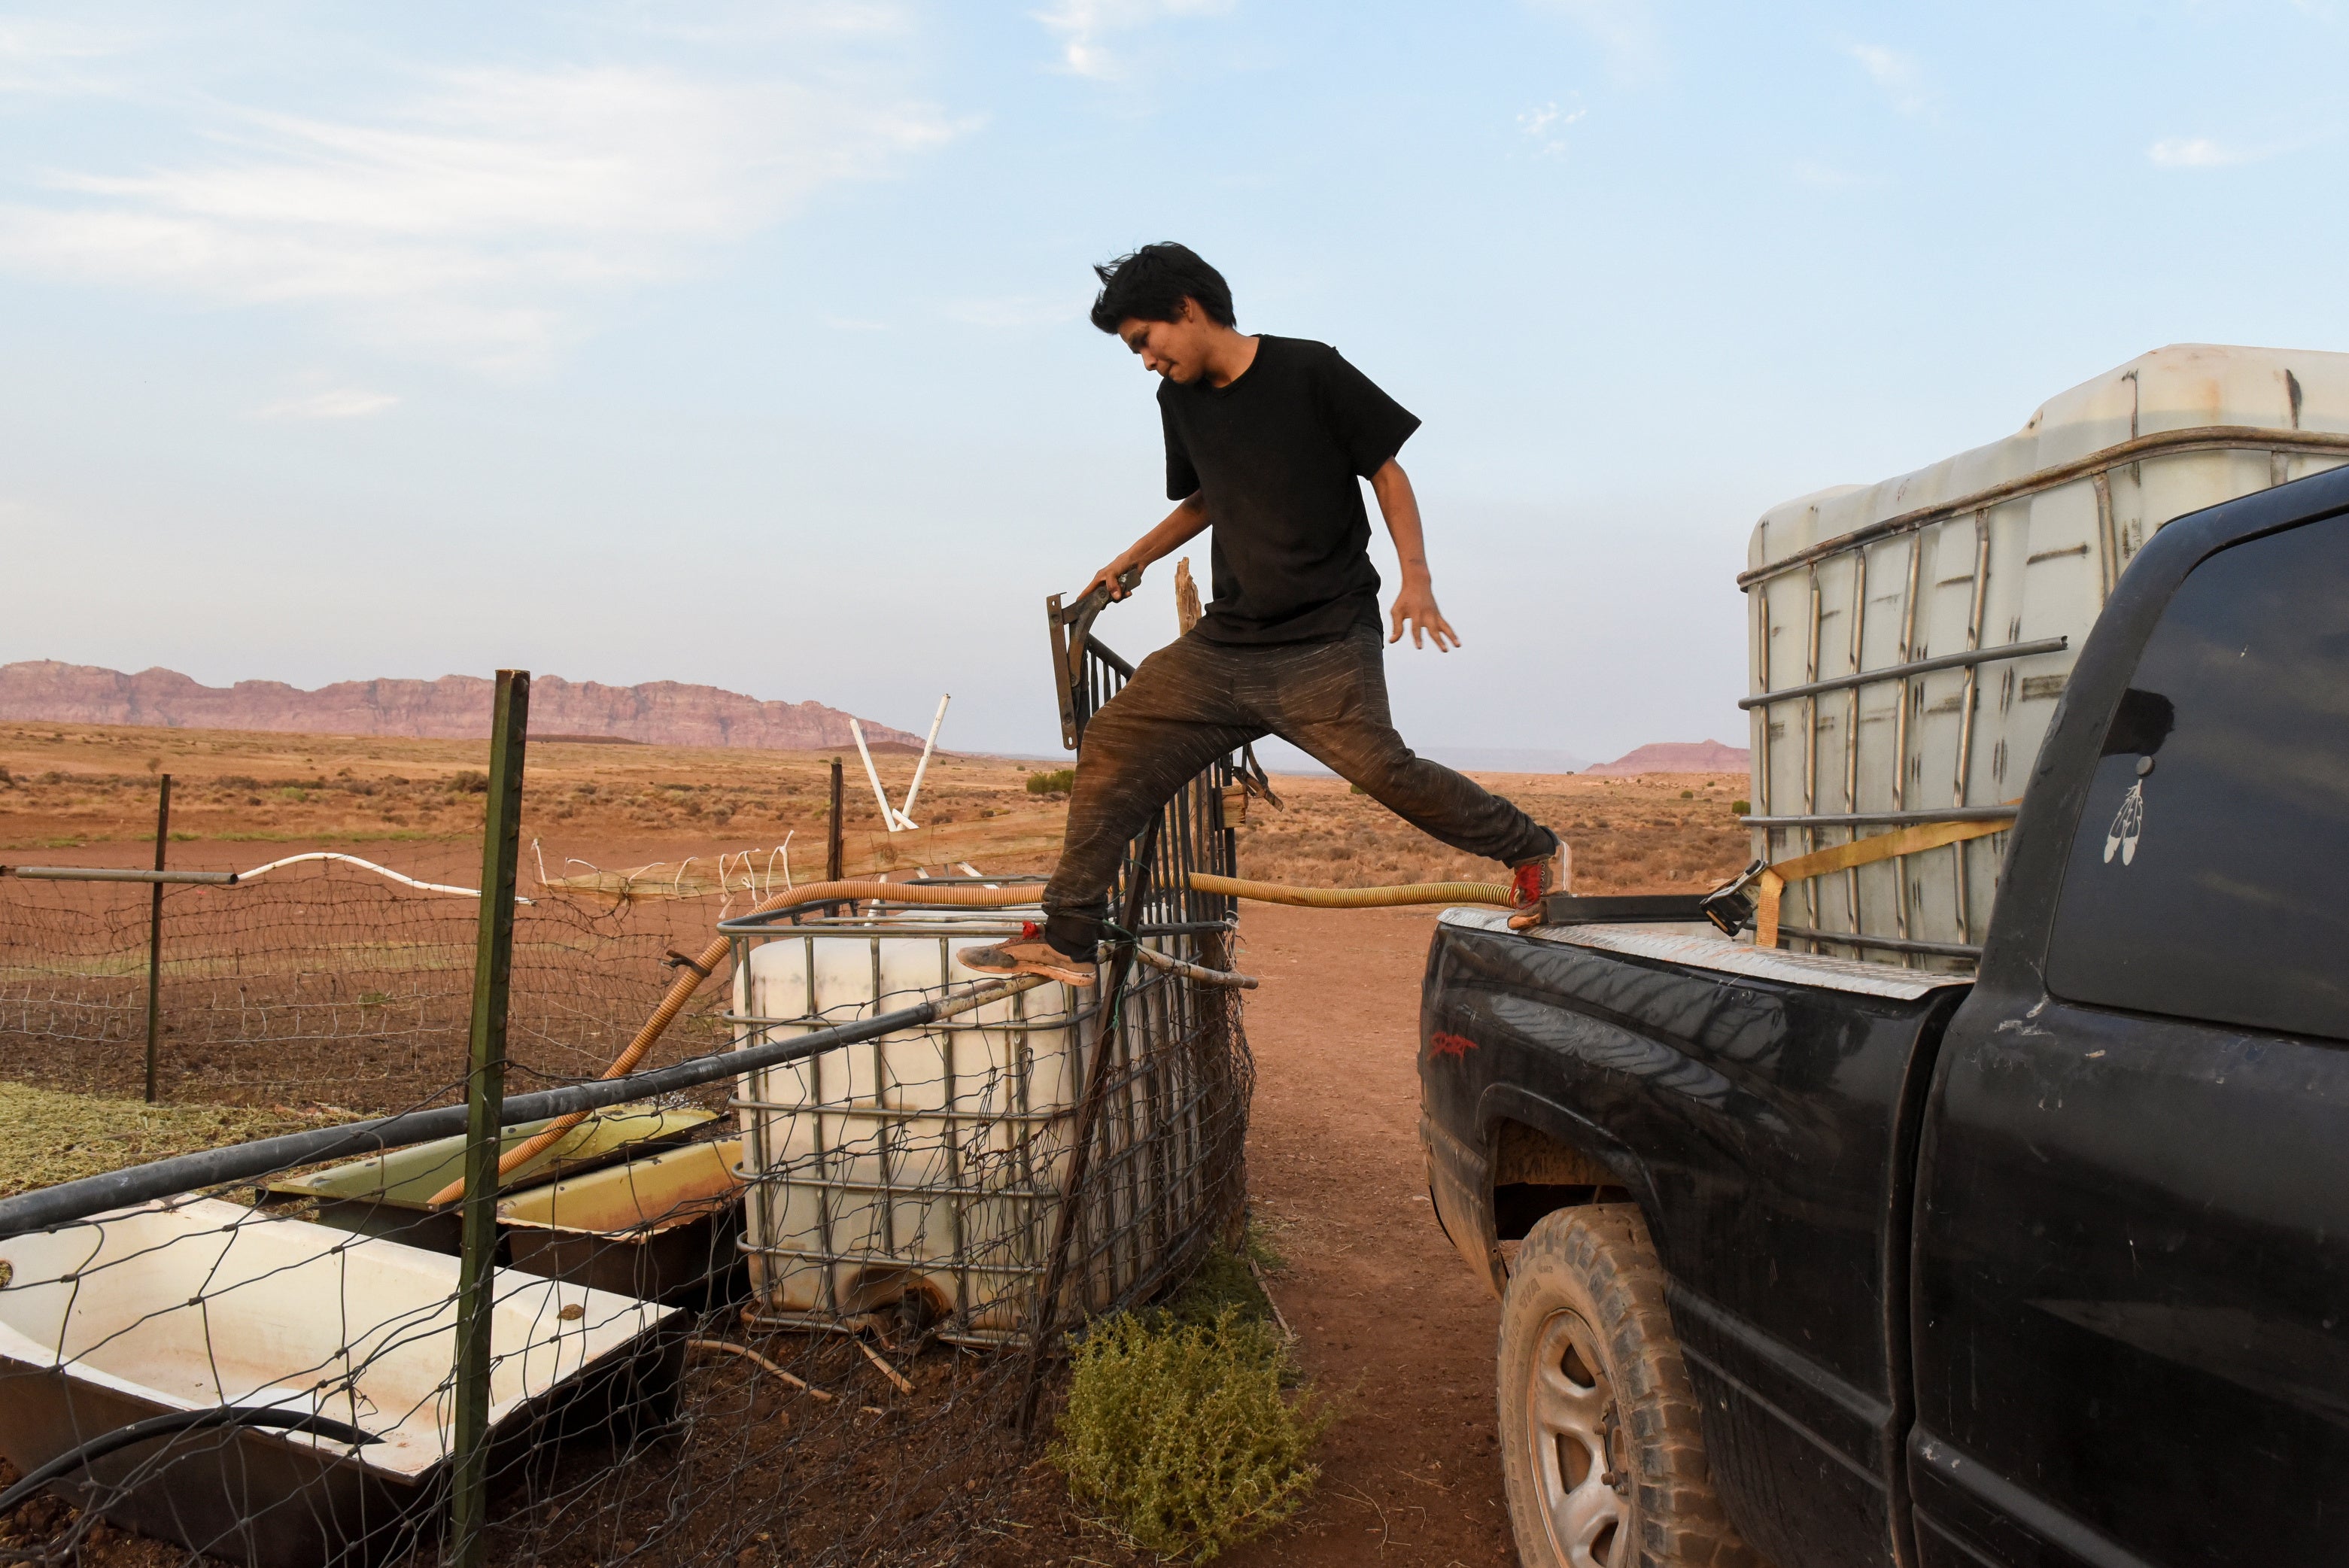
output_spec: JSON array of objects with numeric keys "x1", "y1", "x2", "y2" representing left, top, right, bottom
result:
[{"x1": 1421, "y1": 467, "x2": 2349, "y2": 1568}]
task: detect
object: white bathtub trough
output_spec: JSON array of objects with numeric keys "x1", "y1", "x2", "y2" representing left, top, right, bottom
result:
[{"x1": 0, "y1": 1198, "x2": 680, "y2": 1568}]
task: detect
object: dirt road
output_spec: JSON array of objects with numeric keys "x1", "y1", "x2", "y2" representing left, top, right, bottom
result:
[{"x1": 1224, "y1": 904, "x2": 1517, "y2": 1567}]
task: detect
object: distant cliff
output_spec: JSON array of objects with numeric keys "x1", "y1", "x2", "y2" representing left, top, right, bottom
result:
[
  {"x1": 1583, "y1": 740, "x2": 1750, "y2": 776},
  {"x1": 0, "y1": 662, "x2": 925, "y2": 751}
]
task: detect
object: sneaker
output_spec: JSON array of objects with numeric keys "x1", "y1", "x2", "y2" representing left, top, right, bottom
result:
[
  {"x1": 957, "y1": 923, "x2": 1098, "y2": 986},
  {"x1": 1506, "y1": 840, "x2": 1569, "y2": 931}
]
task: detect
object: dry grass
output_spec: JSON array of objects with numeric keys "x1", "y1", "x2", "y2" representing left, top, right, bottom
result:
[{"x1": 0, "y1": 1080, "x2": 342, "y2": 1197}]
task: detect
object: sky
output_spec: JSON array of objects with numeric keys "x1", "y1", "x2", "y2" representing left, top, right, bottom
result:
[{"x1": 6, "y1": 2, "x2": 2348, "y2": 765}]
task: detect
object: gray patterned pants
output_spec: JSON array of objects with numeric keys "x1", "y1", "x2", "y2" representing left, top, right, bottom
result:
[{"x1": 1042, "y1": 628, "x2": 1556, "y2": 952}]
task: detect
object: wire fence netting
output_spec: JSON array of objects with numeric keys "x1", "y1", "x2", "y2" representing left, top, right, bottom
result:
[
  {"x1": 0, "y1": 856, "x2": 1254, "y2": 1568},
  {"x1": 0, "y1": 854, "x2": 742, "y2": 1114}
]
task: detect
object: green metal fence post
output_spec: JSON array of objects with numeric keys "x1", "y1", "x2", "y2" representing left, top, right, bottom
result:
[
  {"x1": 143, "y1": 773, "x2": 171, "y2": 1104},
  {"x1": 452, "y1": 670, "x2": 529, "y2": 1568}
]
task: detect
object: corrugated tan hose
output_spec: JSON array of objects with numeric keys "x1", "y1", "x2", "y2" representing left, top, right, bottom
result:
[
  {"x1": 1187, "y1": 872, "x2": 1515, "y2": 909},
  {"x1": 425, "y1": 871, "x2": 1521, "y2": 1207}
]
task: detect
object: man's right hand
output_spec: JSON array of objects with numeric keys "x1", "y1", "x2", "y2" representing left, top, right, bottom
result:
[
  {"x1": 1086, "y1": 497, "x2": 1209, "y2": 606},
  {"x1": 1086, "y1": 560, "x2": 1144, "y2": 602}
]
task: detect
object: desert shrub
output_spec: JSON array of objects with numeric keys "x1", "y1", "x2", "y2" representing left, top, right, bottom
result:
[
  {"x1": 1053, "y1": 1306, "x2": 1329, "y2": 1562},
  {"x1": 1731, "y1": 800, "x2": 1750, "y2": 816},
  {"x1": 1163, "y1": 1226, "x2": 1287, "y2": 1332},
  {"x1": 451, "y1": 770, "x2": 489, "y2": 794},
  {"x1": 1028, "y1": 768, "x2": 1077, "y2": 795}
]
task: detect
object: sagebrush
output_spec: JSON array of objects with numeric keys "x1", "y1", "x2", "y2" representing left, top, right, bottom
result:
[{"x1": 1052, "y1": 1305, "x2": 1330, "y2": 1562}]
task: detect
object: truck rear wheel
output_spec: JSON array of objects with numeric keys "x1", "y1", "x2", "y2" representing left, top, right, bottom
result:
[{"x1": 1497, "y1": 1205, "x2": 1761, "y2": 1568}]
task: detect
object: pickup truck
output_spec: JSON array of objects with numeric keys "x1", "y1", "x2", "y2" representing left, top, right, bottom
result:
[{"x1": 1419, "y1": 451, "x2": 2349, "y2": 1565}]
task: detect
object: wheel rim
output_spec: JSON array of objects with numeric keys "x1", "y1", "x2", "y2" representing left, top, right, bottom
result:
[{"x1": 1526, "y1": 1307, "x2": 1628, "y2": 1568}]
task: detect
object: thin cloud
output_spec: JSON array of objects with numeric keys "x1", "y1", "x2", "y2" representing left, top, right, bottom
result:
[
  {"x1": 2149, "y1": 135, "x2": 2262, "y2": 169},
  {"x1": 1526, "y1": 0, "x2": 1663, "y2": 84},
  {"x1": 257, "y1": 388, "x2": 399, "y2": 420},
  {"x1": 1843, "y1": 42, "x2": 1932, "y2": 116},
  {"x1": 1516, "y1": 99, "x2": 1588, "y2": 157},
  {"x1": 1034, "y1": 0, "x2": 1235, "y2": 81},
  {"x1": 1791, "y1": 160, "x2": 1879, "y2": 189},
  {"x1": 937, "y1": 293, "x2": 1082, "y2": 329},
  {"x1": 621, "y1": 2, "x2": 916, "y2": 46},
  {"x1": 0, "y1": 63, "x2": 971, "y2": 372},
  {"x1": 0, "y1": 16, "x2": 156, "y2": 96}
]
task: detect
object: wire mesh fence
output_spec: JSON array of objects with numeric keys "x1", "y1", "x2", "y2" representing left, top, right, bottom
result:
[
  {"x1": 0, "y1": 855, "x2": 734, "y2": 1115},
  {"x1": 0, "y1": 923, "x2": 1249, "y2": 1568},
  {"x1": 0, "y1": 874, "x2": 1251, "y2": 1568},
  {"x1": 0, "y1": 618, "x2": 1260, "y2": 1568}
]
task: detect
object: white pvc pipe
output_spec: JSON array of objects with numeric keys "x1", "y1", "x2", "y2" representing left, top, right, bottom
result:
[
  {"x1": 849, "y1": 721, "x2": 904, "y2": 834},
  {"x1": 898, "y1": 694, "x2": 950, "y2": 825},
  {"x1": 232, "y1": 852, "x2": 533, "y2": 904}
]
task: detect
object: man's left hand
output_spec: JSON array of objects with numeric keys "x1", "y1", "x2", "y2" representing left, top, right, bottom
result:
[{"x1": 1388, "y1": 580, "x2": 1460, "y2": 651}]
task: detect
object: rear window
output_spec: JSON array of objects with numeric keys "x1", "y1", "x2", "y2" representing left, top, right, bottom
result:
[{"x1": 2045, "y1": 515, "x2": 2349, "y2": 1041}]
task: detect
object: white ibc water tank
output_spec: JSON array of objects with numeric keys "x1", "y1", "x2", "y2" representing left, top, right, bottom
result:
[
  {"x1": 1743, "y1": 345, "x2": 2349, "y2": 965},
  {"x1": 728, "y1": 901, "x2": 1211, "y2": 1344}
]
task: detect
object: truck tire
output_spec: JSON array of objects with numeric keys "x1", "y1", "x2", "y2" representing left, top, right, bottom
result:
[{"x1": 1497, "y1": 1205, "x2": 1761, "y2": 1568}]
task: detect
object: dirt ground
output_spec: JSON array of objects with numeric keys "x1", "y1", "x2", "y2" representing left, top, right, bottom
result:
[
  {"x1": 1, "y1": 721, "x2": 1757, "y2": 1564},
  {"x1": 1219, "y1": 904, "x2": 1516, "y2": 1567}
]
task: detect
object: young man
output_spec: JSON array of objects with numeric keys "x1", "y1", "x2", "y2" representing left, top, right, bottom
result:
[{"x1": 963, "y1": 242, "x2": 1562, "y2": 986}]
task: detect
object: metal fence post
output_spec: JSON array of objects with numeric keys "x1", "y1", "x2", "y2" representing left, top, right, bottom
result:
[
  {"x1": 453, "y1": 671, "x2": 529, "y2": 1568},
  {"x1": 143, "y1": 774, "x2": 171, "y2": 1104},
  {"x1": 1015, "y1": 814, "x2": 1162, "y2": 1433},
  {"x1": 826, "y1": 757, "x2": 845, "y2": 880}
]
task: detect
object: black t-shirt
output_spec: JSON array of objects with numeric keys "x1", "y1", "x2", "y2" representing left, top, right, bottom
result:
[{"x1": 1158, "y1": 335, "x2": 1421, "y2": 645}]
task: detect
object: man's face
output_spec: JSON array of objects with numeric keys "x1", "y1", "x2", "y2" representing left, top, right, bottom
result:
[{"x1": 1117, "y1": 299, "x2": 1217, "y2": 384}]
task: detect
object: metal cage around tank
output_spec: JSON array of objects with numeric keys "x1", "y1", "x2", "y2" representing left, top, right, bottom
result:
[
  {"x1": 715, "y1": 603, "x2": 1252, "y2": 1346},
  {"x1": 1740, "y1": 346, "x2": 2349, "y2": 968}
]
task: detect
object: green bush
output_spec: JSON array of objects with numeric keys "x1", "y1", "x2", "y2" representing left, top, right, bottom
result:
[
  {"x1": 1163, "y1": 1229, "x2": 1286, "y2": 1332},
  {"x1": 1053, "y1": 1306, "x2": 1329, "y2": 1562},
  {"x1": 1027, "y1": 768, "x2": 1077, "y2": 795},
  {"x1": 1731, "y1": 799, "x2": 1751, "y2": 816}
]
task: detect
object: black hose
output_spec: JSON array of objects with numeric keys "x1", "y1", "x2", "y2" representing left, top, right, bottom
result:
[{"x1": 0, "y1": 1406, "x2": 378, "y2": 1516}]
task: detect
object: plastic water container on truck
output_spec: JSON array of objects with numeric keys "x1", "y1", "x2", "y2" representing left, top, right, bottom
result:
[
  {"x1": 1742, "y1": 343, "x2": 2349, "y2": 966},
  {"x1": 719, "y1": 892, "x2": 1226, "y2": 1346}
]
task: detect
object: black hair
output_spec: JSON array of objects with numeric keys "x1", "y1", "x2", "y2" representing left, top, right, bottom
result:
[{"x1": 1088, "y1": 242, "x2": 1235, "y2": 333}]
